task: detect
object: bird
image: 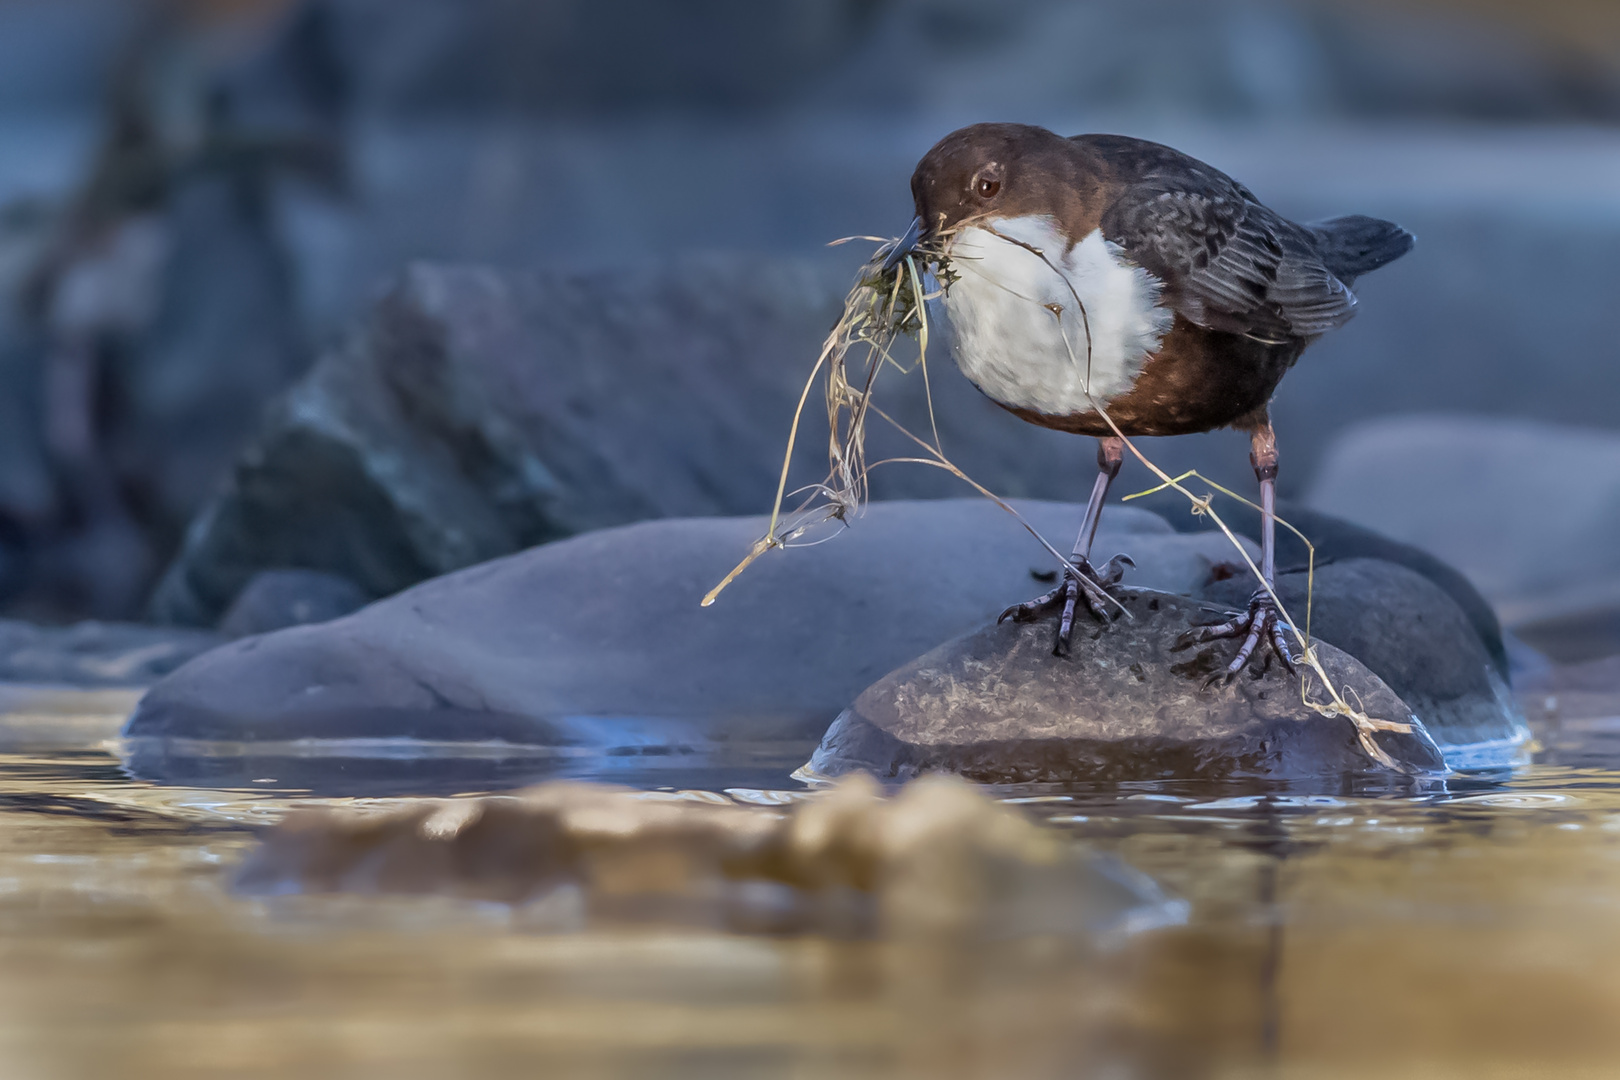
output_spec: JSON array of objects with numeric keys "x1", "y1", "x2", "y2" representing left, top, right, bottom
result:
[{"x1": 883, "y1": 122, "x2": 1414, "y2": 678}]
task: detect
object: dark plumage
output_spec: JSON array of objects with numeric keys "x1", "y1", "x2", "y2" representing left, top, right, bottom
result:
[{"x1": 896, "y1": 122, "x2": 1414, "y2": 671}]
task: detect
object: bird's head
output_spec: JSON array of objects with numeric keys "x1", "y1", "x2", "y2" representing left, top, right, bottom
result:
[{"x1": 883, "y1": 122, "x2": 1086, "y2": 270}]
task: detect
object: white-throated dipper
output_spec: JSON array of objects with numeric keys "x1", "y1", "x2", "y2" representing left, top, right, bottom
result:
[{"x1": 886, "y1": 122, "x2": 1414, "y2": 676}]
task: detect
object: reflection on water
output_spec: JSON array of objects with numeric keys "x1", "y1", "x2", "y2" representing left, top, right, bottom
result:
[{"x1": 4, "y1": 690, "x2": 1620, "y2": 1077}]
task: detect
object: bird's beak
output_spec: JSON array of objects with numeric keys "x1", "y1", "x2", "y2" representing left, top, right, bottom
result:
[{"x1": 880, "y1": 215, "x2": 924, "y2": 272}]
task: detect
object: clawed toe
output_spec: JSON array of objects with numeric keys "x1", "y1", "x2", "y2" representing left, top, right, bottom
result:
[
  {"x1": 999, "y1": 555, "x2": 1131, "y2": 656},
  {"x1": 1189, "y1": 591, "x2": 1298, "y2": 685},
  {"x1": 998, "y1": 588, "x2": 1063, "y2": 624}
]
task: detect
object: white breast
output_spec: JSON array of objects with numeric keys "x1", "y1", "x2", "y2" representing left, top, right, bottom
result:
[{"x1": 938, "y1": 216, "x2": 1172, "y2": 417}]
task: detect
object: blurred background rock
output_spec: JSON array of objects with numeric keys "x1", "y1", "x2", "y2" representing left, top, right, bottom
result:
[{"x1": 1, "y1": 0, "x2": 1617, "y2": 653}]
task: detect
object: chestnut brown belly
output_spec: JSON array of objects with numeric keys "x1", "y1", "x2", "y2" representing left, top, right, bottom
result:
[{"x1": 996, "y1": 317, "x2": 1309, "y2": 438}]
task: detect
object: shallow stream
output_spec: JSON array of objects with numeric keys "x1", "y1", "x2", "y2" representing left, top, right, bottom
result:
[{"x1": 3, "y1": 684, "x2": 1618, "y2": 1079}]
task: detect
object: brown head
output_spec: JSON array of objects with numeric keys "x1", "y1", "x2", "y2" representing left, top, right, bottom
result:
[{"x1": 907, "y1": 122, "x2": 1106, "y2": 245}]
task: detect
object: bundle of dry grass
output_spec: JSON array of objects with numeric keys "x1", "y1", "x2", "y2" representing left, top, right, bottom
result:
[{"x1": 704, "y1": 231, "x2": 1086, "y2": 607}]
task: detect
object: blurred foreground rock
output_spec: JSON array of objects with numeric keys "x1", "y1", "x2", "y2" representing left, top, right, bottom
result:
[
  {"x1": 236, "y1": 774, "x2": 1185, "y2": 940},
  {"x1": 808, "y1": 592, "x2": 1448, "y2": 784},
  {"x1": 1307, "y1": 416, "x2": 1620, "y2": 664}
]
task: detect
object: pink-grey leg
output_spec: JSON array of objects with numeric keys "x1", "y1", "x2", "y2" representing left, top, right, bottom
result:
[
  {"x1": 1186, "y1": 420, "x2": 1297, "y2": 680},
  {"x1": 999, "y1": 436, "x2": 1134, "y2": 656}
]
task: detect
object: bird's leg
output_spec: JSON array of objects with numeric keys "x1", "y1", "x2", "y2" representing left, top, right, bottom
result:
[
  {"x1": 1185, "y1": 421, "x2": 1297, "y2": 680},
  {"x1": 999, "y1": 436, "x2": 1134, "y2": 656}
]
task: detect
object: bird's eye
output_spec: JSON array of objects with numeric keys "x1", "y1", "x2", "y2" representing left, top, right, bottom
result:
[{"x1": 976, "y1": 177, "x2": 1000, "y2": 198}]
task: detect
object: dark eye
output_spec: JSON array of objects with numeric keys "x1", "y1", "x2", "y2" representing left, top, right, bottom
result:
[{"x1": 976, "y1": 177, "x2": 1000, "y2": 198}]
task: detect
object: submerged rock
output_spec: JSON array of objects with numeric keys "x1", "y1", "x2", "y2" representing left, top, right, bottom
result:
[
  {"x1": 807, "y1": 591, "x2": 1448, "y2": 784},
  {"x1": 236, "y1": 774, "x2": 1184, "y2": 940},
  {"x1": 125, "y1": 498, "x2": 1230, "y2": 752}
]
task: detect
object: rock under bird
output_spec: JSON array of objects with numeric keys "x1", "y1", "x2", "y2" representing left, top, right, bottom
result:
[{"x1": 886, "y1": 122, "x2": 1414, "y2": 676}]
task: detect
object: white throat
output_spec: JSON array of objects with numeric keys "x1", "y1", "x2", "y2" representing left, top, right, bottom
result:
[{"x1": 938, "y1": 216, "x2": 1171, "y2": 416}]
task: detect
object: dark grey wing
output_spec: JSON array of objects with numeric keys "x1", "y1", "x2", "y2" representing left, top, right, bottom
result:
[{"x1": 1100, "y1": 179, "x2": 1357, "y2": 343}]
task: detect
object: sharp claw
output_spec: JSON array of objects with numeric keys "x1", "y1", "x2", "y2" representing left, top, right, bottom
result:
[
  {"x1": 1096, "y1": 553, "x2": 1134, "y2": 587},
  {"x1": 999, "y1": 585, "x2": 1063, "y2": 623}
]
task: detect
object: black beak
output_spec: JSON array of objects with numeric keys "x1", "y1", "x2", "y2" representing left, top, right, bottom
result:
[{"x1": 880, "y1": 215, "x2": 924, "y2": 272}]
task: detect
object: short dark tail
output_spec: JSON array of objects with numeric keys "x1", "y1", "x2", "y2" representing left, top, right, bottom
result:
[{"x1": 1309, "y1": 215, "x2": 1415, "y2": 285}]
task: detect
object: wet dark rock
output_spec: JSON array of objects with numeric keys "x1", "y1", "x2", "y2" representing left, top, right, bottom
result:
[
  {"x1": 125, "y1": 499, "x2": 1239, "y2": 751},
  {"x1": 0, "y1": 618, "x2": 222, "y2": 687},
  {"x1": 807, "y1": 591, "x2": 1448, "y2": 784},
  {"x1": 217, "y1": 568, "x2": 369, "y2": 638},
  {"x1": 1197, "y1": 558, "x2": 1523, "y2": 754}
]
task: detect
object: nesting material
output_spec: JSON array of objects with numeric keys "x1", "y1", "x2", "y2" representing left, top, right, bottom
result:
[{"x1": 703, "y1": 234, "x2": 1035, "y2": 606}]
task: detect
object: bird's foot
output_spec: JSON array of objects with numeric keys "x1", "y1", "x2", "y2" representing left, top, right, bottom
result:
[
  {"x1": 1179, "y1": 590, "x2": 1298, "y2": 685},
  {"x1": 998, "y1": 554, "x2": 1133, "y2": 657}
]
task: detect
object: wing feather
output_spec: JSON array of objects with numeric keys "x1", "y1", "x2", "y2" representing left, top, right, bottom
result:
[{"x1": 1099, "y1": 170, "x2": 1357, "y2": 342}]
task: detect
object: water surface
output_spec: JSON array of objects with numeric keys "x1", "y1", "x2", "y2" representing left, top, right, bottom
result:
[{"x1": 2, "y1": 684, "x2": 1618, "y2": 1079}]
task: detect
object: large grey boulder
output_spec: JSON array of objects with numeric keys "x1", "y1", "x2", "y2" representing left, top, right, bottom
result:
[
  {"x1": 125, "y1": 497, "x2": 1516, "y2": 786},
  {"x1": 146, "y1": 257, "x2": 848, "y2": 626},
  {"x1": 807, "y1": 592, "x2": 1448, "y2": 784},
  {"x1": 127, "y1": 499, "x2": 1228, "y2": 748}
]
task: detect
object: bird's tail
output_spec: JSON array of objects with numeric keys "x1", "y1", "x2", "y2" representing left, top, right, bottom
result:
[{"x1": 1308, "y1": 215, "x2": 1415, "y2": 285}]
